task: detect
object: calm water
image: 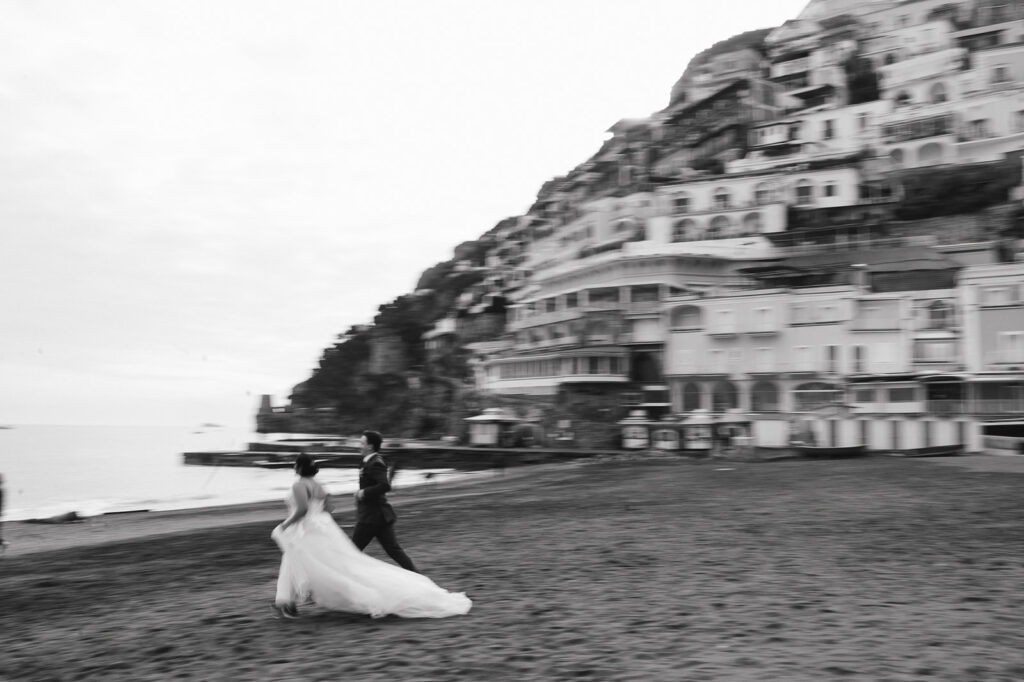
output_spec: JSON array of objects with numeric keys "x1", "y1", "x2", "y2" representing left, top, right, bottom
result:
[{"x1": 0, "y1": 425, "x2": 460, "y2": 521}]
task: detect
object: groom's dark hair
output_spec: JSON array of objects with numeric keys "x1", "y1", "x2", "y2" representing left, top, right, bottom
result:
[{"x1": 363, "y1": 430, "x2": 383, "y2": 452}]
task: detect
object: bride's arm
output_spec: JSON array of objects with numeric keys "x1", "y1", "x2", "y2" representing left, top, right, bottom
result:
[{"x1": 280, "y1": 481, "x2": 309, "y2": 530}]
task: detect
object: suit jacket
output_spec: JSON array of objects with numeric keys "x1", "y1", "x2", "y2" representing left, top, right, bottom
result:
[{"x1": 355, "y1": 453, "x2": 396, "y2": 525}]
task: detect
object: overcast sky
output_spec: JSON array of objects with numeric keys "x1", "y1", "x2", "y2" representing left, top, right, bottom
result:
[{"x1": 0, "y1": 0, "x2": 807, "y2": 428}]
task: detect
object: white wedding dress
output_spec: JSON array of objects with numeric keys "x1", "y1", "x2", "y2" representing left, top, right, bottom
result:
[{"x1": 272, "y1": 492, "x2": 472, "y2": 618}]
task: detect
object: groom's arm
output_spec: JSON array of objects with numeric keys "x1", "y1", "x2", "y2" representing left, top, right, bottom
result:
[{"x1": 359, "y1": 460, "x2": 392, "y2": 500}]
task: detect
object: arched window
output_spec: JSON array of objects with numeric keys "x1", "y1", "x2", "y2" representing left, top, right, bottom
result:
[
  {"x1": 670, "y1": 305, "x2": 703, "y2": 329},
  {"x1": 918, "y1": 142, "x2": 944, "y2": 165},
  {"x1": 792, "y1": 382, "x2": 841, "y2": 412},
  {"x1": 751, "y1": 381, "x2": 780, "y2": 412},
  {"x1": 708, "y1": 215, "x2": 731, "y2": 238},
  {"x1": 742, "y1": 212, "x2": 762, "y2": 234},
  {"x1": 890, "y1": 148, "x2": 904, "y2": 169},
  {"x1": 794, "y1": 179, "x2": 815, "y2": 206},
  {"x1": 927, "y1": 300, "x2": 954, "y2": 329},
  {"x1": 754, "y1": 181, "x2": 777, "y2": 205},
  {"x1": 929, "y1": 81, "x2": 947, "y2": 104},
  {"x1": 683, "y1": 382, "x2": 702, "y2": 412},
  {"x1": 672, "y1": 218, "x2": 697, "y2": 242},
  {"x1": 895, "y1": 90, "x2": 912, "y2": 106},
  {"x1": 712, "y1": 381, "x2": 739, "y2": 412},
  {"x1": 713, "y1": 187, "x2": 732, "y2": 210},
  {"x1": 672, "y1": 193, "x2": 691, "y2": 214}
]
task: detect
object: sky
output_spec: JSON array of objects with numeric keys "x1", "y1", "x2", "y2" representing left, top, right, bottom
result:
[{"x1": 0, "y1": 0, "x2": 808, "y2": 428}]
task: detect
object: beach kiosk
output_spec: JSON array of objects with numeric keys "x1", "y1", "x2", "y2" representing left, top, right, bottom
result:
[
  {"x1": 650, "y1": 415, "x2": 684, "y2": 451},
  {"x1": 464, "y1": 407, "x2": 520, "y2": 447},
  {"x1": 681, "y1": 409, "x2": 714, "y2": 453},
  {"x1": 618, "y1": 409, "x2": 651, "y2": 450}
]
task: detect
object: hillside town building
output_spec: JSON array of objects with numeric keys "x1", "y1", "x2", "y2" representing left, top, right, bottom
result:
[{"x1": 412, "y1": 0, "x2": 1024, "y2": 453}]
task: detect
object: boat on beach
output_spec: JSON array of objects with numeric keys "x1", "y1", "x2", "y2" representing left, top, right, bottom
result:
[{"x1": 792, "y1": 444, "x2": 868, "y2": 458}]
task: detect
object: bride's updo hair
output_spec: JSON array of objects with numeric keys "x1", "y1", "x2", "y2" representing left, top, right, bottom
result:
[{"x1": 294, "y1": 454, "x2": 319, "y2": 477}]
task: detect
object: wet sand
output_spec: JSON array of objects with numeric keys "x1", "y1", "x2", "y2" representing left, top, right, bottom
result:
[{"x1": 2, "y1": 455, "x2": 1023, "y2": 681}]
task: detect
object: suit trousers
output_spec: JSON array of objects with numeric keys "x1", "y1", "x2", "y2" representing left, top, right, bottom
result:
[{"x1": 351, "y1": 520, "x2": 418, "y2": 573}]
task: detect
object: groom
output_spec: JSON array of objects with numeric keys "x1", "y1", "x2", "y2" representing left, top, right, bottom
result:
[{"x1": 351, "y1": 430, "x2": 419, "y2": 573}]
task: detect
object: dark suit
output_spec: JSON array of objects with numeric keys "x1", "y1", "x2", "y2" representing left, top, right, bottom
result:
[{"x1": 351, "y1": 452, "x2": 418, "y2": 572}]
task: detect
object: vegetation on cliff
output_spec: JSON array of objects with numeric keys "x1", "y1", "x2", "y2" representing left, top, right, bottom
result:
[{"x1": 287, "y1": 258, "x2": 488, "y2": 436}]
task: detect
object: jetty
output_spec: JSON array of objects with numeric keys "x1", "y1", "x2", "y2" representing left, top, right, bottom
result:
[{"x1": 182, "y1": 438, "x2": 624, "y2": 471}]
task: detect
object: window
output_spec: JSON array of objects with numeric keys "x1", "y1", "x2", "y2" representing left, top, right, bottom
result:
[
  {"x1": 712, "y1": 381, "x2": 738, "y2": 411},
  {"x1": 993, "y1": 65, "x2": 1010, "y2": 84},
  {"x1": 915, "y1": 340, "x2": 957, "y2": 362},
  {"x1": 673, "y1": 194, "x2": 690, "y2": 213},
  {"x1": 858, "y1": 112, "x2": 869, "y2": 130},
  {"x1": 793, "y1": 345, "x2": 814, "y2": 372},
  {"x1": 888, "y1": 387, "x2": 916, "y2": 402},
  {"x1": 672, "y1": 219, "x2": 697, "y2": 242},
  {"x1": 753, "y1": 307, "x2": 774, "y2": 332},
  {"x1": 1016, "y1": 110, "x2": 1024, "y2": 133},
  {"x1": 969, "y1": 119, "x2": 991, "y2": 139},
  {"x1": 793, "y1": 382, "x2": 841, "y2": 411},
  {"x1": 926, "y1": 300, "x2": 954, "y2": 328},
  {"x1": 713, "y1": 309, "x2": 737, "y2": 334},
  {"x1": 707, "y1": 215, "x2": 731, "y2": 238},
  {"x1": 588, "y1": 357, "x2": 601, "y2": 374},
  {"x1": 708, "y1": 349, "x2": 727, "y2": 373},
  {"x1": 825, "y1": 345, "x2": 840, "y2": 374},
  {"x1": 751, "y1": 380, "x2": 780, "y2": 412},
  {"x1": 981, "y1": 285, "x2": 1016, "y2": 306},
  {"x1": 997, "y1": 331, "x2": 1024, "y2": 362},
  {"x1": 823, "y1": 183, "x2": 837, "y2": 197},
  {"x1": 671, "y1": 305, "x2": 703, "y2": 329},
  {"x1": 930, "y1": 82, "x2": 947, "y2": 104},
  {"x1": 683, "y1": 382, "x2": 701, "y2": 411},
  {"x1": 544, "y1": 298, "x2": 556, "y2": 313},
  {"x1": 853, "y1": 389, "x2": 875, "y2": 403},
  {"x1": 795, "y1": 180, "x2": 814, "y2": 206},
  {"x1": 742, "y1": 212, "x2": 762, "y2": 234},
  {"x1": 565, "y1": 292, "x2": 578, "y2": 308},
  {"x1": 791, "y1": 303, "x2": 811, "y2": 324},
  {"x1": 713, "y1": 188, "x2": 731, "y2": 210},
  {"x1": 823, "y1": 119, "x2": 835, "y2": 140},
  {"x1": 754, "y1": 182, "x2": 776, "y2": 205},
  {"x1": 852, "y1": 345, "x2": 867, "y2": 373}
]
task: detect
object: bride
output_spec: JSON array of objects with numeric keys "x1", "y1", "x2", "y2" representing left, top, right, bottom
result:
[{"x1": 271, "y1": 454, "x2": 471, "y2": 619}]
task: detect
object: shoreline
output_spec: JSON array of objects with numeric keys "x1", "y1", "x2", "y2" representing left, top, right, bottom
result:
[
  {"x1": 0, "y1": 461, "x2": 558, "y2": 558},
  {"x1": 5, "y1": 452, "x2": 1024, "y2": 559}
]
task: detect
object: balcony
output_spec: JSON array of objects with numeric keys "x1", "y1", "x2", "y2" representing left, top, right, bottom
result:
[
  {"x1": 707, "y1": 325, "x2": 738, "y2": 338},
  {"x1": 973, "y1": 398, "x2": 1024, "y2": 415},
  {"x1": 985, "y1": 349, "x2": 1024, "y2": 367},
  {"x1": 925, "y1": 400, "x2": 966, "y2": 417},
  {"x1": 850, "y1": 317, "x2": 901, "y2": 332}
]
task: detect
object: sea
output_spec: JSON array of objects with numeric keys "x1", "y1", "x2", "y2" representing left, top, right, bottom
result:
[{"x1": 0, "y1": 425, "x2": 465, "y2": 522}]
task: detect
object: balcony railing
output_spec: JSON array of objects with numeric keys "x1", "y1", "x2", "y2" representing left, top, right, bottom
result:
[
  {"x1": 985, "y1": 350, "x2": 1024, "y2": 366},
  {"x1": 973, "y1": 398, "x2": 1024, "y2": 415},
  {"x1": 850, "y1": 317, "x2": 901, "y2": 331}
]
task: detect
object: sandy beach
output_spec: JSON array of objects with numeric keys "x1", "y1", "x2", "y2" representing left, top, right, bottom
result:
[{"x1": 2, "y1": 454, "x2": 1023, "y2": 681}]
